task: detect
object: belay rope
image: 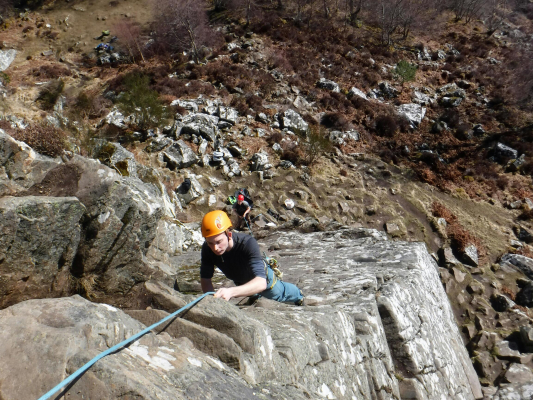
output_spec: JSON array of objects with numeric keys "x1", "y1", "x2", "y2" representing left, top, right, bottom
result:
[{"x1": 37, "y1": 292, "x2": 215, "y2": 400}]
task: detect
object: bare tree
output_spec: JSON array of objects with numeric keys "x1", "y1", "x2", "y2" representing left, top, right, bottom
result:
[
  {"x1": 153, "y1": 0, "x2": 215, "y2": 62},
  {"x1": 224, "y1": 0, "x2": 261, "y2": 25},
  {"x1": 481, "y1": 0, "x2": 508, "y2": 35},
  {"x1": 346, "y1": 0, "x2": 364, "y2": 26},
  {"x1": 448, "y1": 0, "x2": 484, "y2": 22},
  {"x1": 113, "y1": 19, "x2": 145, "y2": 63},
  {"x1": 366, "y1": 0, "x2": 439, "y2": 44}
]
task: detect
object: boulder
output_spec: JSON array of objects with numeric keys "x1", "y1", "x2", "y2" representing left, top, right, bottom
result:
[
  {"x1": 0, "y1": 49, "x2": 17, "y2": 71},
  {"x1": 181, "y1": 113, "x2": 219, "y2": 142},
  {"x1": 316, "y1": 78, "x2": 340, "y2": 92},
  {"x1": 92, "y1": 140, "x2": 138, "y2": 177},
  {"x1": 378, "y1": 82, "x2": 399, "y2": 98},
  {"x1": 492, "y1": 382, "x2": 533, "y2": 399},
  {"x1": 347, "y1": 87, "x2": 368, "y2": 100},
  {"x1": 396, "y1": 103, "x2": 426, "y2": 128},
  {"x1": 437, "y1": 83, "x2": 466, "y2": 98},
  {"x1": 520, "y1": 326, "x2": 533, "y2": 352},
  {"x1": 250, "y1": 152, "x2": 271, "y2": 171},
  {"x1": 216, "y1": 106, "x2": 239, "y2": 125},
  {"x1": 500, "y1": 254, "x2": 533, "y2": 280},
  {"x1": 502, "y1": 364, "x2": 533, "y2": 384},
  {"x1": 170, "y1": 99, "x2": 199, "y2": 113},
  {"x1": 515, "y1": 281, "x2": 533, "y2": 307},
  {"x1": 176, "y1": 174, "x2": 204, "y2": 205},
  {"x1": 439, "y1": 246, "x2": 462, "y2": 266},
  {"x1": 0, "y1": 129, "x2": 62, "y2": 196},
  {"x1": 493, "y1": 142, "x2": 519, "y2": 162},
  {"x1": 161, "y1": 140, "x2": 199, "y2": 170},
  {"x1": 279, "y1": 109, "x2": 308, "y2": 135},
  {"x1": 0, "y1": 196, "x2": 85, "y2": 309},
  {"x1": 329, "y1": 130, "x2": 359, "y2": 145},
  {"x1": 412, "y1": 91, "x2": 436, "y2": 106},
  {"x1": 463, "y1": 244, "x2": 479, "y2": 267},
  {"x1": 144, "y1": 136, "x2": 172, "y2": 153},
  {"x1": 103, "y1": 107, "x2": 128, "y2": 129}
]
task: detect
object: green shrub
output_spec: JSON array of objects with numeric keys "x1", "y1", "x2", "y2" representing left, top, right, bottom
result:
[
  {"x1": 302, "y1": 125, "x2": 332, "y2": 165},
  {"x1": 116, "y1": 73, "x2": 168, "y2": 131},
  {"x1": 394, "y1": 60, "x2": 417, "y2": 83},
  {"x1": 0, "y1": 72, "x2": 10, "y2": 85}
]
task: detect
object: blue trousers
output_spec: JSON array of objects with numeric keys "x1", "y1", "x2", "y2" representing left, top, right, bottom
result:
[{"x1": 260, "y1": 266, "x2": 303, "y2": 304}]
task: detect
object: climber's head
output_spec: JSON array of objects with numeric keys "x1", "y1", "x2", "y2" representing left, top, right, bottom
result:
[
  {"x1": 237, "y1": 194, "x2": 244, "y2": 202},
  {"x1": 202, "y1": 210, "x2": 233, "y2": 255}
]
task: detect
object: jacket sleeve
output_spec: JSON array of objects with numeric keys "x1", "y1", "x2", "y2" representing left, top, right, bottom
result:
[
  {"x1": 200, "y1": 243, "x2": 215, "y2": 279},
  {"x1": 243, "y1": 238, "x2": 266, "y2": 279}
]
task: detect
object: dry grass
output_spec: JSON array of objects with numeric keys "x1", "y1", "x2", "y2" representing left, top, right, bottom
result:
[
  {"x1": 431, "y1": 201, "x2": 457, "y2": 224},
  {"x1": 10, "y1": 123, "x2": 67, "y2": 157}
]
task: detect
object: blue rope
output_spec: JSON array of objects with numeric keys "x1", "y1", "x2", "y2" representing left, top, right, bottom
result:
[{"x1": 37, "y1": 292, "x2": 215, "y2": 400}]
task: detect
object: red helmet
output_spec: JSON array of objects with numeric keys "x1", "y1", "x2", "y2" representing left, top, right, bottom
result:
[{"x1": 237, "y1": 194, "x2": 244, "y2": 201}]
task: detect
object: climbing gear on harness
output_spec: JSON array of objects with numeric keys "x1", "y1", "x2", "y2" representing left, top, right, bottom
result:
[
  {"x1": 263, "y1": 252, "x2": 283, "y2": 279},
  {"x1": 37, "y1": 292, "x2": 215, "y2": 400},
  {"x1": 202, "y1": 210, "x2": 232, "y2": 237}
]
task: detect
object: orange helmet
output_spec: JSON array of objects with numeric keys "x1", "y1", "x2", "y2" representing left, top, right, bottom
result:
[{"x1": 201, "y1": 210, "x2": 232, "y2": 237}]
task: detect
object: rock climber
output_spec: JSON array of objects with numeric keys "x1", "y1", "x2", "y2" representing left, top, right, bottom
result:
[
  {"x1": 233, "y1": 193, "x2": 251, "y2": 230},
  {"x1": 200, "y1": 210, "x2": 304, "y2": 305}
]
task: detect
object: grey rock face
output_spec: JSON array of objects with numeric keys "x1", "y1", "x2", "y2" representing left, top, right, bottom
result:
[
  {"x1": 0, "y1": 296, "x2": 270, "y2": 400},
  {"x1": 0, "y1": 49, "x2": 16, "y2": 71},
  {"x1": 0, "y1": 196, "x2": 85, "y2": 308},
  {"x1": 0, "y1": 129, "x2": 61, "y2": 196},
  {"x1": 181, "y1": 113, "x2": 219, "y2": 142},
  {"x1": 66, "y1": 156, "x2": 165, "y2": 297},
  {"x1": 261, "y1": 229, "x2": 481, "y2": 399},
  {"x1": 161, "y1": 140, "x2": 199, "y2": 170},
  {"x1": 279, "y1": 109, "x2": 308, "y2": 135},
  {"x1": 0, "y1": 229, "x2": 481, "y2": 400},
  {"x1": 397, "y1": 103, "x2": 426, "y2": 128}
]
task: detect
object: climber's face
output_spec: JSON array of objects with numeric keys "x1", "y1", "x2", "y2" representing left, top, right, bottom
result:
[{"x1": 205, "y1": 231, "x2": 232, "y2": 256}]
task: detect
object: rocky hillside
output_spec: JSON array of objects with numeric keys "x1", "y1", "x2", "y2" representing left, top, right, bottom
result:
[{"x1": 1, "y1": 0, "x2": 533, "y2": 398}]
